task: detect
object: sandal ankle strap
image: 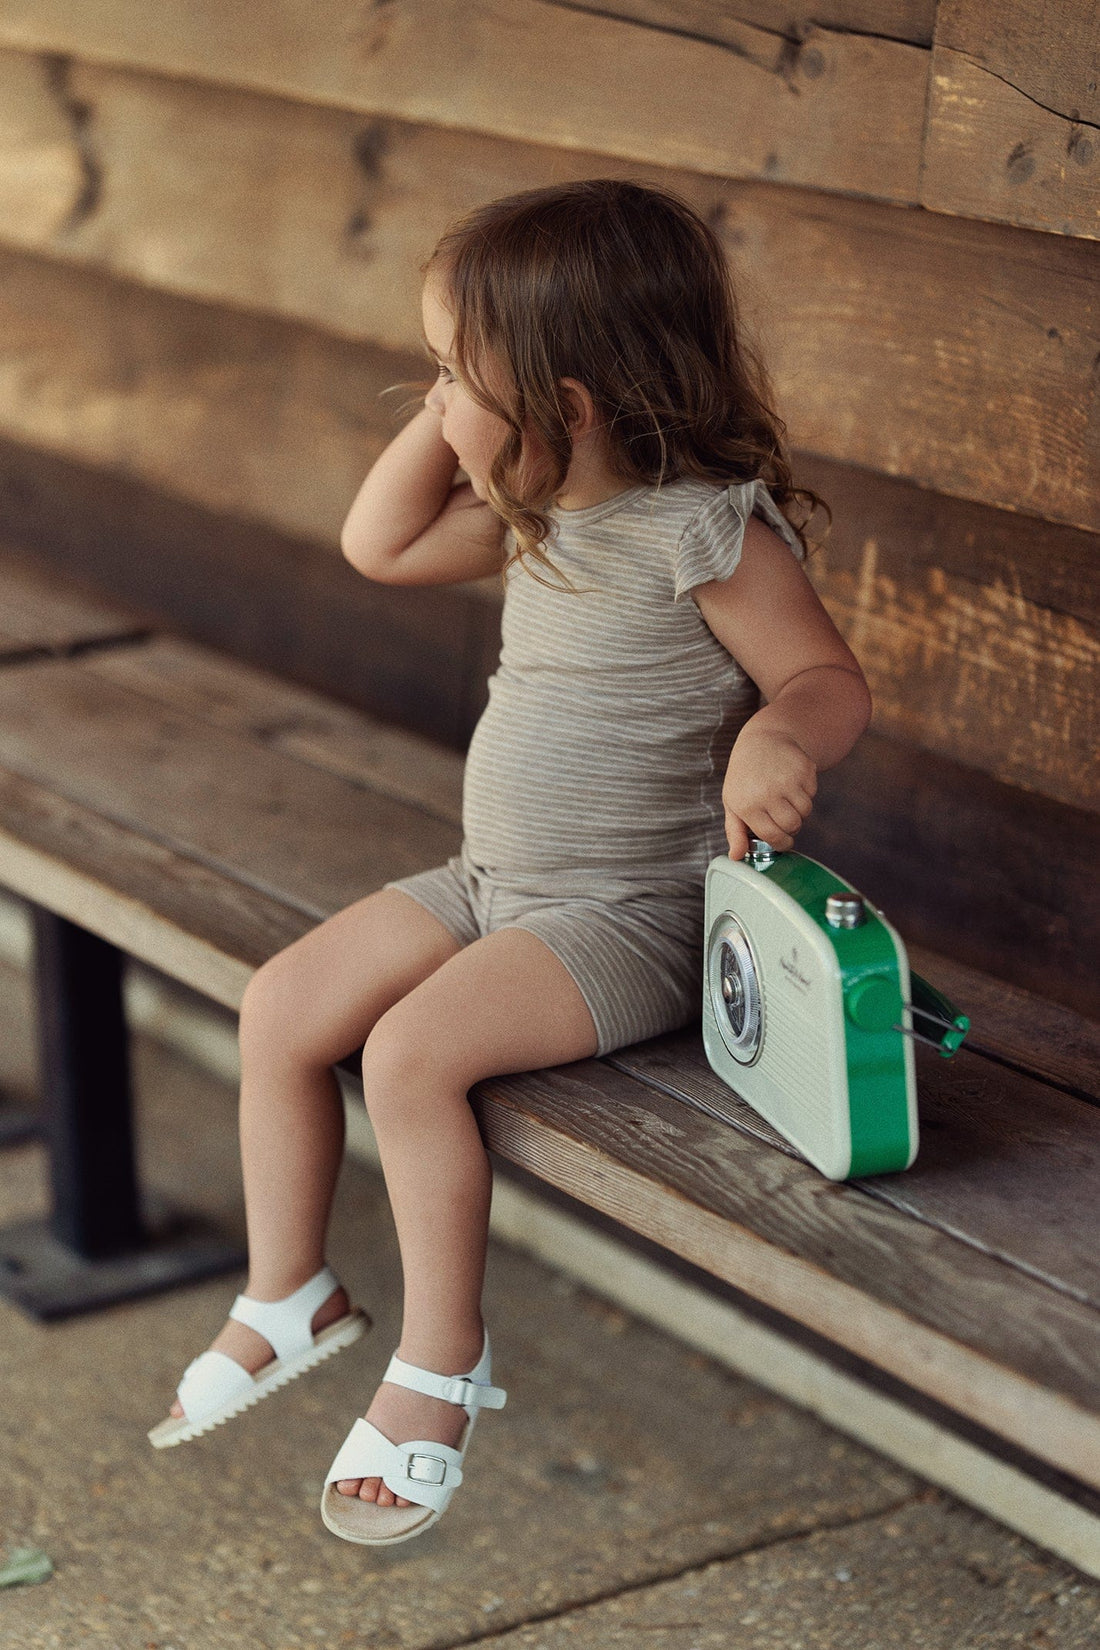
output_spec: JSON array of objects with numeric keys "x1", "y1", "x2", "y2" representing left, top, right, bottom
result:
[
  {"x1": 384, "y1": 1338, "x2": 507, "y2": 1415},
  {"x1": 229, "y1": 1265, "x2": 341, "y2": 1362}
]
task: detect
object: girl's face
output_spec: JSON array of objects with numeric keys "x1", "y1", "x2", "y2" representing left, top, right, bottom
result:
[{"x1": 422, "y1": 277, "x2": 510, "y2": 498}]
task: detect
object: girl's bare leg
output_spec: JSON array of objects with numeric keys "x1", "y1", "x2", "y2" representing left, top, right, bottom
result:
[
  {"x1": 167, "y1": 888, "x2": 462, "y2": 1416},
  {"x1": 336, "y1": 926, "x2": 598, "y2": 1508}
]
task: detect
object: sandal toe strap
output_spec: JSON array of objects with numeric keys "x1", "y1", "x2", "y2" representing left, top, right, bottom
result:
[
  {"x1": 324, "y1": 1419, "x2": 464, "y2": 1512},
  {"x1": 176, "y1": 1350, "x2": 253, "y2": 1422}
]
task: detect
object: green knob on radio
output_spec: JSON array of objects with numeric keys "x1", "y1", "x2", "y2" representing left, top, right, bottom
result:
[{"x1": 845, "y1": 974, "x2": 902, "y2": 1033}]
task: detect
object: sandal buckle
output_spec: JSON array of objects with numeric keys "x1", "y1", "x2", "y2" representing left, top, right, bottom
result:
[
  {"x1": 442, "y1": 1377, "x2": 475, "y2": 1406},
  {"x1": 406, "y1": 1452, "x2": 447, "y2": 1485}
]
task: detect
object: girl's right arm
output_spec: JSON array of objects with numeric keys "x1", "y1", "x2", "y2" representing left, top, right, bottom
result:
[{"x1": 341, "y1": 406, "x2": 504, "y2": 586}]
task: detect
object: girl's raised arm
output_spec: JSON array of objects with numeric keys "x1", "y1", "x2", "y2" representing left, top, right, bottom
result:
[
  {"x1": 692, "y1": 515, "x2": 873, "y2": 860},
  {"x1": 341, "y1": 406, "x2": 504, "y2": 586}
]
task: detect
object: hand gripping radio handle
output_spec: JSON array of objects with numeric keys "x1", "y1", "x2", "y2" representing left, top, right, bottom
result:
[{"x1": 909, "y1": 974, "x2": 969, "y2": 1058}]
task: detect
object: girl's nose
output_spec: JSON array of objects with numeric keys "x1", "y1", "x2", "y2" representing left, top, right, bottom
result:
[{"x1": 425, "y1": 383, "x2": 444, "y2": 415}]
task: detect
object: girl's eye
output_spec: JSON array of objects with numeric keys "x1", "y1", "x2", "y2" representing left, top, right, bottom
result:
[{"x1": 436, "y1": 363, "x2": 455, "y2": 385}]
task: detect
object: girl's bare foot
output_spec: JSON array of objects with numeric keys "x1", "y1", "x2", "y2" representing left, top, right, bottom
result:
[
  {"x1": 167, "y1": 1285, "x2": 350, "y2": 1420},
  {"x1": 335, "y1": 1334, "x2": 484, "y2": 1509}
]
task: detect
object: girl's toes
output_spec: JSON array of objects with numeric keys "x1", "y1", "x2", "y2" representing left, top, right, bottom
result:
[
  {"x1": 374, "y1": 1480, "x2": 396, "y2": 1507},
  {"x1": 169, "y1": 1400, "x2": 184, "y2": 1419},
  {"x1": 336, "y1": 1478, "x2": 363, "y2": 1497},
  {"x1": 358, "y1": 1476, "x2": 383, "y2": 1503}
]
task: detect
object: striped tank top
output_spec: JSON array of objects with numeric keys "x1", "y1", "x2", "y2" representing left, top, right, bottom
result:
[{"x1": 463, "y1": 476, "x2": 804, "y2": 877}]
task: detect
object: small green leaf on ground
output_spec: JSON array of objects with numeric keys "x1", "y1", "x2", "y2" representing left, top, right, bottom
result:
[{"x1": 0, "y1": 1547, "x2": 54, "y2": 1587}]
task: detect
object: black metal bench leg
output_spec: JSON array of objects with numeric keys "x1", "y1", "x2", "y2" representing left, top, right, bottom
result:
[{"x1": 0, "y1": 909, "x2": 246, "y2": 1320}]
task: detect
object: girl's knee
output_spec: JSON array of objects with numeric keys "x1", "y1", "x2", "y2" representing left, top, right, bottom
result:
[
  {"x1": 239, "y1": 945, "x2": 315, "y2": 1059},
  {"x1": 360, "y1": 1006, "x2": 460, "y2": 1122}
]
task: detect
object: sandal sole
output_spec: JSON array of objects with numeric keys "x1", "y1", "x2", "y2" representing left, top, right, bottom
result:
[{"x1": 148, "y1": 1309, "x2": 369, "y2": 1449}]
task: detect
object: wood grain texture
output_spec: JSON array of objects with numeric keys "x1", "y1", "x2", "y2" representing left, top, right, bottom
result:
[
  {"x1": 935, "y1": 0, "x2": 1100, "y2": 131},
  {"x1": 905, "y1": 945, "x2": 1100, "y2": 1101},
  {"x1": 0, "y1": 540, "x2": 144, "y2": 656},
  {"x1": 0, "y1": 765, "x2": 304, "y2": 1007},
  {"x1": 0, "y1": 657, "x2": 461, "y2": 919},
  {"x1": 715, "y1": 184, "x2": 1100, "y2": 534},
  {"x1": 589, "y1": 0, "x2": 936, "y2": 50},
  {"x1": 85, "y1": 636, "x2": 465, "y2": 827},
  {"x1": 0, "y1": 1, "x2": 927, "y2": 203},
  {"x1": 0, "y1": 243, "x2": 421, "y2": 550},
  {"x1": 922, "y1": 44, "x2": 1100, "y2": 240},
  {"x1": 794, "y1": 459, "x2": 1100, "y2": 811},
  {"x1": 798, "y1": 731, "x2": 1100, "y2": 1021},
  {"x1": 471, "y1": 1060, "x2": 1100, "y2": 1485},
  {"x1": 0, "y1": 437, "x2": 500, "y2": 750},
  {"x1": 608, "y1": 1030, "x2": 1100, "y2": 1309}
]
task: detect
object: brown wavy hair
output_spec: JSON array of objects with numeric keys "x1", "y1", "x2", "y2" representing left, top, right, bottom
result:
[{"x1": 426, "y1": 179, "x2": 829, "y2": 586}]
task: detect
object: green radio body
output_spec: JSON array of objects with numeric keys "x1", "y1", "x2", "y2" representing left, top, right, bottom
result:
[{"x1": 702, "y1": 845, "x2": 967, "y2": 1181}]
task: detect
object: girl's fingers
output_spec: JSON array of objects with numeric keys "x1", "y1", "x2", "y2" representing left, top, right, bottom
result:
[
  {"x1": 767, "y1": 798, "x2": 806, "y2": 835},
  {"x1": 725, "y1": 814, "x2": 751, "y2": 860},
  {"x1": 747, "y1": 810, "x2": 796, "y2": 851}
]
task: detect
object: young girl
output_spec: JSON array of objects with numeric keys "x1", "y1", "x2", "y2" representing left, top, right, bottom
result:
[{"x1": 150, "y1": 180, "x2": 871, "y2": 1545}]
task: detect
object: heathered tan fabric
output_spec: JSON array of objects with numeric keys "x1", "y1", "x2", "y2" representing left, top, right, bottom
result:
[
  {"x1": 388, "y1": 847, "x2": 705, "y2": 1055},
  {"x1": 385, "y1": 477, "x2": 804, "y2": 1056},
  {"x1": 462, "y1": 476, "x2": 804, "y2": 877}
]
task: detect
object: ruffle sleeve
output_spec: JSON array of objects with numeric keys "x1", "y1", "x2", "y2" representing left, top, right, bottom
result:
[{"x1": 672, "y1": 479, "x2": 805, "y2": 603}]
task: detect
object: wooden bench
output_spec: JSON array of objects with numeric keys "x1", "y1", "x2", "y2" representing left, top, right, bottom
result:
[{"x1": 0, "y1": 547, "x2": 1097, "y2": 1561}]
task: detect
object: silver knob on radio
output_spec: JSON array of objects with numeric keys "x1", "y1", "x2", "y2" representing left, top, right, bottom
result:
[{"x1": 825, "y1": 892, "x2": 866, "y2": 929}]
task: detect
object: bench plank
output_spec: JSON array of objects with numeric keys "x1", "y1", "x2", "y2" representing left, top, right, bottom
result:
[
  {"x1": 83, "y1": 637, "x2": 466, "y2": 827},
  {"x1": 0, "y1": 766, "x2": 306, "y2": 1007},
  {"x1": 0, "y1": 620, "x2": 1094, "y2": 1495},
  {"x1": 0, "y1": 657, "x2": 461, "y2": 919},
  {"x1": 0, "y1": 547, "x2": 145, "y2": 658},
  {"x1": 907, "y1": 946, "x2": 1100, "y2": 1100},
  {"x1": 609, "y1": 1031, "x2": 1100, "y2": 1309},
  {"x1": 472, "y1": 1061, "x2": 1100, "y2": 1489},
  {"x1": 81, "y1": 634, "x2": 1100, "y2": 1086}
]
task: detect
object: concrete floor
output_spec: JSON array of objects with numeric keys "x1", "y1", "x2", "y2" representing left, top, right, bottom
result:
[{"x1": 0, "y1": 956, "x2": 1097, "y2": 1650}]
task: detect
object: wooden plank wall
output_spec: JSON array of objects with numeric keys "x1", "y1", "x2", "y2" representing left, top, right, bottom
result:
[{"x1": 0, "y1": 2, "x2": 1095, "y2": 1011}]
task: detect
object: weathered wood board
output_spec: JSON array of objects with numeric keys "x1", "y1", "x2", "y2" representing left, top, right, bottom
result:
[
  {"x1": 0, "y1": 184, "x2": 1097, "y2": 547},
  {"x1": 0, "y1": 657, "x2": 462, "y2": 919},
  {"x1": 799, "y1": 730, "x2": 1100, "y2": 1021},
  {"x1": 0, "y1": 244, "x2": 420, "y2": 549},
  {"x1": 609, "y1": 1030, "x2": 1100, "y2": 1309},
  {"x1": 0, "y1": 1, "x2": 928, "y2": 204},
  {"x1": 923, "y1": 0, "x2": 1100, "y2": 238},
  {"x1": 472, "y1": 1059, "x2": 1100, "y2": 1489},
  {"x1": 795, "y1": 461, "x2": 1100, "y2": 814},
  {"x1": 598, "y1": 1, "x2": 936, "y2": 49},
  {"x1": 0, "y1": 542, "x2": 145, "y2": 657},
  {"x1": 86, "y1": 635, "x2": 466, "y2": 827},
  {"x1": 0, "y1": 434, "x2": 502, "y2": 750},
  {"x1": 0, "y1": 765, "x2": 305, "y2": 1006},
  {"x1": 923, "y1": 45, "x2": 1100, "y2": 241}
]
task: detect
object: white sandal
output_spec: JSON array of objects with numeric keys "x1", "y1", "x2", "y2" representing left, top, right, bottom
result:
[
  {"x1": 148, "y1": 1265, "x2": 369, "y2": 1449},
  {"x1": 320, "y1": 1330, "x2": 507, "y2": 1545}
]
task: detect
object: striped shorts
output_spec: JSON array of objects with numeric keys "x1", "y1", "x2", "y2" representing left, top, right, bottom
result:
[{"x1": 384, "y1": 845, "x2": 705, "y2": 1057}]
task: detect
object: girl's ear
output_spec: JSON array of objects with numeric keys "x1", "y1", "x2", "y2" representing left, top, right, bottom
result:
[{"x1": 559, "y1": 378, "x2": 599, "y2": 437}]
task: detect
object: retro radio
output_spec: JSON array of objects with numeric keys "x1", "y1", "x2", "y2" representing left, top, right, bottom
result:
[{"x1": 702, "y1": 841, "x2": 969, "y2": 1180}]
